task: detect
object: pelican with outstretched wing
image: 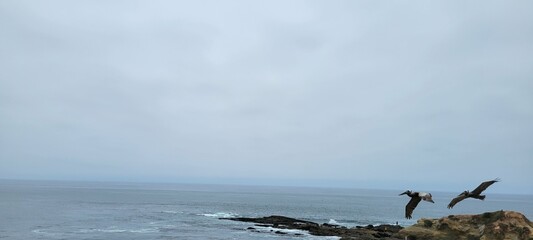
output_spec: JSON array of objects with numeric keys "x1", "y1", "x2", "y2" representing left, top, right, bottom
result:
[
  {"x1": 399, "y1": 190, "x2": 434, "y2": 219},
  {"x1": 447, "y1": 178, "x2": 500, "y2": 209}
]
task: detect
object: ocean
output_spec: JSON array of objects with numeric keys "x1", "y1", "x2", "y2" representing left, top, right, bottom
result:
[{"x1": 1, "y1": 180, "x2": 532, "y2": 240}]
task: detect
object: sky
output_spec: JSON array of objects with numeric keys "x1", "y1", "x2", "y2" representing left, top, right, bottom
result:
[{"x1": 1, "y1": 1, "x2": 532, "y2": 194}]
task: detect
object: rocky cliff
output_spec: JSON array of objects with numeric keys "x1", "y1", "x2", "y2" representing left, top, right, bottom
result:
[
  {"x1": 399, "y1": 210, "x2": 533, "y2": 240},
  {"x1": 222, "y1": 211, "x2": 533, "y2": 240}
]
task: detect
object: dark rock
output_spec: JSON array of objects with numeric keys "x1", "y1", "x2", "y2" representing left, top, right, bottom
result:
[
  {"x1": 373, "y1": 224, "x2": 403, "y2": 233},
  {"x1": 373, "y1": 232, "x2": 391, "y2": 238},
  {"x1": 221, "y1": 215, "x2": 403, "y2": 240},
  {"x1": 221, "y1": 215, "x2": 318, "y2": 227},
  {"x1": 254, "y1": 224, "x2": 271, "y2": 227},
  {"x1": 322, "y1": 223, "x2": 347, "y2": 229}
]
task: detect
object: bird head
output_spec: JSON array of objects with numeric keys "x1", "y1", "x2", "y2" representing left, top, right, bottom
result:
[
  {"x1": 399, "y1": 190, "x2": 411, "y2": 196},
  {"x1": 422, "y1": 193, "x2": 435, "y2": 203},
  {"x1": 459, "y1": 190, "x2": 469, "y2": 196}
]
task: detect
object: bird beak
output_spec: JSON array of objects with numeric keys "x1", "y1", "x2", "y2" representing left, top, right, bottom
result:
[
  {"x1": 399, "y1": 191, "x2": 408, "y2": 196},
  {"x1": 429, "y1": 199, "x2": 435, "y2": 203}
]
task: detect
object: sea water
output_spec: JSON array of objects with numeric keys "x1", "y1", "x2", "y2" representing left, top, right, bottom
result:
[{"x1": 1, "y1": 180, "x2": 532, "y2": 240}]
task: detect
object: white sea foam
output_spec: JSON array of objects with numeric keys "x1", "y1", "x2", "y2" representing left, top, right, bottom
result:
[
  {"x1": 31, "y1": 229, "x2": 55, "y2": 235},
  {"x1": 79, "y1": 227, "x2": 158, "y2": 234},
  {"x1": 161, "y1": 210, "x2": 181, "y2": 214},
  {"x1": 251, "y1": 226, "x2": 340, "y2": 239},
  {"x1": 200, "y1": 212, "x2": 237, "y2": 218},
  {"x1": 312, "y1": 236, "x2": 341, "y2": 240},
  {"x1": 31, "y1": 228, "x2": 65, "y2": 236},
  {"x1": 328, "y1": 219, "x2": 339, "y2": 224},
  {"x1": 253, "y1": 226, "x2": 309, "y2": 235}
]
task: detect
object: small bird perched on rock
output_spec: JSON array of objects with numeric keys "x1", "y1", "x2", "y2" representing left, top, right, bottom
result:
[
  {"x1": 399, "y1": 190, "x2": 435, "y2": 219},
  {"x1": 447, "y1": 178, "x2": 500, "y2": 209}
]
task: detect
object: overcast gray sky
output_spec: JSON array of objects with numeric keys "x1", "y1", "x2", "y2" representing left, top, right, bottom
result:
[{"x1": 1, "y1": 1, "x2": 532, "y2": 194}]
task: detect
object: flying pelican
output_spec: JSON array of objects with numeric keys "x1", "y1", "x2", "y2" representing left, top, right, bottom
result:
[
  {"x1": 447, "y1": 178, "x2": 500, "y2": 209},
  {"x1": 399, "y1": 190, "x2": 435, "y2": 219}
]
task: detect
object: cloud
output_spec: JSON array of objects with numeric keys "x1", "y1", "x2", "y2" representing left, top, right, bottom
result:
[{"x1": 1, "y1": 0, "x2": 532, "y2": 193}]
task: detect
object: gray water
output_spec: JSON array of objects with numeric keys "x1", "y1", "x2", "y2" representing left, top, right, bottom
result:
[{"x1": 1, "y1": 180, "x2": 532, "y2": 240}]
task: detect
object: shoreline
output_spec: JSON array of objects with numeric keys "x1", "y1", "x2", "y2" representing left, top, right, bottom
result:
[{"x1": 221, "y1": 211, "x2": 533, "y2": 240}]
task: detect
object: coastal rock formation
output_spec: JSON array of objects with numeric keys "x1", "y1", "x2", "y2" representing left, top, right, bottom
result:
[
  {"x1": 222, "y1": 211, "x2": 533, "y2": 240},
  {"x1": 400, "y1": 210, "x2": 533, "y2": 240},
  {"x1": 221, "y1": 215, "x2": 404, "y2": 240}
]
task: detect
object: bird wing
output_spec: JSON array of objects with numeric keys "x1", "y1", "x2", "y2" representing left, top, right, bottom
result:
[
  {"x1": 471, "y1": 178, "x2": 499, "y2": 195},
  {"x1": 447, "y1": 194, "x2": 467, "y2": 209},
  {"x1": 405, "y1": 196, "x2": 422, "y2": 219}
]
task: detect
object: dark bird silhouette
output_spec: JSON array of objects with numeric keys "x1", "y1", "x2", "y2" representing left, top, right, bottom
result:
[
  {"x1": 447, "y1": 178, "x2": 500, "y2": 209},
  {"x1": 399, "y1": 190, "x2": 434, "y2": 219}
]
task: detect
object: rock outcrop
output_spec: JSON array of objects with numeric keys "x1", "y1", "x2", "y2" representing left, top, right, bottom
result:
[
  {"x1": 221, "y1": 215, "x2": 404, "y2": 240},
  {"x1": 222, "y1": 211, "x2": 533, "y2": 240},
  {"x1": 400, "y1": 210, "x2": 533, "y2": 240}
]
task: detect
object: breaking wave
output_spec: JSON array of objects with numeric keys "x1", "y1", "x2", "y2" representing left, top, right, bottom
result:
[
  {"x1": 78, "y1": 227, "x2": 158, "y2": 233},
  {"x1": 200, "y1": 212, "x2": 238, "y2": 218}
]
